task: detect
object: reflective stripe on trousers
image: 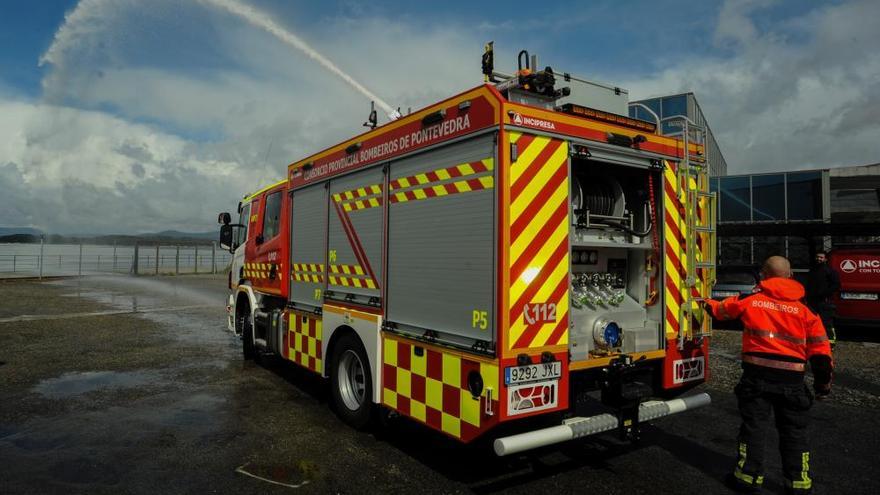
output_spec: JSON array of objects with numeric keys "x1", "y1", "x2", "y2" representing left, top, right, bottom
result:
[
  {"x1": 789, "y1": 452, "x2": 812, "y2": 490},
  {"x1": 734, "y1": 442, "x2": 765, "y2": 486}
]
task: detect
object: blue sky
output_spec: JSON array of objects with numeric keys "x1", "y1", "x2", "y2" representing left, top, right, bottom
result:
[{"x1": 0, "y1": 0, "x2": 877, "y2": 233}]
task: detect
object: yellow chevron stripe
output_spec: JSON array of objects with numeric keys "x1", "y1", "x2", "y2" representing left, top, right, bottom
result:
[
  {"x1": 458, "y1": 163, "x2": 475, "y2": 176},
  {"x1": 510, "y1": 178, "x2": 568, "y2": 260},
  {"x1": 531, "y1": 290, "x2": 569, "y2": 346},
  {"x1": 510, "y1": 143, "x2": 568, "y2": 220},
  {"x1": 510, "y1": 135, "x2": 549, "y2": 185},
  {"x1": 509, "y1": 131, "x2": 522, "y2": 144},
  {"x1": 509, "y1": 211, "x2": 569, "y2": 306},
  {"x1": 509, "y1": 254, "x2": 569, "y2": 346}
]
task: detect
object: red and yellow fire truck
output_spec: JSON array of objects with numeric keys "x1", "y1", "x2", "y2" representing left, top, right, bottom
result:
[{"x1": 219, "y1": 48, "x2": 716, "y2": 454}]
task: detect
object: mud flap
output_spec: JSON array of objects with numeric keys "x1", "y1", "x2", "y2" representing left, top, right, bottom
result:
[{"x1": 662, "y1": 337, "x2": 709, "y2": 390}]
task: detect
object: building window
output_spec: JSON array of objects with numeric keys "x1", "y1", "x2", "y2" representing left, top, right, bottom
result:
[
  {"x1": 753, "y1": 236, "x2": 786, "y2": 264},
  {"x1": 830, "y1": 188, "x2": 880, "y2": 213},
  {"x1": 786, "y1": 172, "x2": 822, "y2": 220},
  {"x1": 720, "y1": 236, "x2": 752, "y2": 265},
  {"x1": 660, "y1": 95, "x2": 688, "y2": 134},
  {"x1": 751, "y1": 174, "x2": 785, "y2": 221},
  {"x1": 719, "y1": 176, "x2": 751, "y2": 222}
]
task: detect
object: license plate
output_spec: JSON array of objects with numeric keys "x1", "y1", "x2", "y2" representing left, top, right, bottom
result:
[
  {"x1": 505, "y1": 362, "x2": 562, "y2": 385},
  {"x1": 712, "y1": 290, "x2": 739, "y2": 298},
  {"x1": 841, "y1": 292, "x2": 878, "y2": 301}
]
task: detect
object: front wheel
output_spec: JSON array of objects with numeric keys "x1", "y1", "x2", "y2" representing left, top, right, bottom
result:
[
  {"x1": 239, "y1": 306, "x2": 256, "y2": 361},
  {"x1": 330, "y1": 333, "x2": 373, "y2": 429}
]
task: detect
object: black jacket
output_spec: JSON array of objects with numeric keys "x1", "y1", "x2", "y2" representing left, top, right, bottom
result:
[{"x1": 806, "y1": 263, "x2": 840, "y2": 304}]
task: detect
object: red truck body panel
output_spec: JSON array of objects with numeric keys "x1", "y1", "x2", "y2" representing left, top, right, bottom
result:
[{"x1": 830, "y1": 247, "x2": 880, "y2": 326}]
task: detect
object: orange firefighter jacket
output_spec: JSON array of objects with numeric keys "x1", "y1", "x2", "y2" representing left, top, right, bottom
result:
[{"x1": 707, "y1": 277, "x2": 832, "y2": 364}]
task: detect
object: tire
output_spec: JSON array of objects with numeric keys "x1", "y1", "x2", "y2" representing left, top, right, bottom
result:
[
  {"x1": 239, "y1": 304, "x2": 256, "y2": 361},
  {"x1": 330, "y1": 333, "x2": 373, "y2": 429}
]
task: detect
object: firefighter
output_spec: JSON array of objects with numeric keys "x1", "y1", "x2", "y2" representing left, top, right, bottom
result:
[
  {"x1": 706, "y1": 256, "x2": 832, "y2": 494},
  {"x1": 805, "y1": 251, "x2": 840, "y2": 345}
]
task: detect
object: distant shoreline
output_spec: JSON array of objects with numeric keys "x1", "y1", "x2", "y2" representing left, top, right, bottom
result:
[{"x1": 0, "y1": 233, "x2": 217, "y2": 246}]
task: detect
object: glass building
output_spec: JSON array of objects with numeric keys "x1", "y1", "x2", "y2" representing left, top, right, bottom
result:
[
  {"x1": 712, "y1": 163, "x2": 880, "y2": 268},
  {"x1": 629, "y1": 93, "x2": 728, "y2": 177}
]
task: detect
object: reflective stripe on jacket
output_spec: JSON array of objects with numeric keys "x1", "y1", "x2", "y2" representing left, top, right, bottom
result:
[{"x1": 707, "y1": 277, "x2": 833, "y2": 364}]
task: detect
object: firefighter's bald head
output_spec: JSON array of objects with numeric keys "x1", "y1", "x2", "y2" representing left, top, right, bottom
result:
[{"x1": 762, "y1": 256, "x2": 792, "y2": 279}]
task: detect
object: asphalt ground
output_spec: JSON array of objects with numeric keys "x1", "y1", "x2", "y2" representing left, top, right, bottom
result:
[{"x1": 1, "y1": 275, "x2": 878, "y2": 494}]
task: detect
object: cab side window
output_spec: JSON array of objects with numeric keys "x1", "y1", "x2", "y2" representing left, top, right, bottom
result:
[
  {"x1": 262, "y1": 191, "x2": 282, "y2": 240},
  {"x1": 237, "y1": 203, "x2": 251, "y2": 246}
]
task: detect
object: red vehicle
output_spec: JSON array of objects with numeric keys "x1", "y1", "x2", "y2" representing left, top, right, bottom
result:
[
  {"x1": 831, "y1": 246, "x2": 880, "y2": 327},
  {"x1": 218, "y1": 47, "x2": 716, "y2": 455}
]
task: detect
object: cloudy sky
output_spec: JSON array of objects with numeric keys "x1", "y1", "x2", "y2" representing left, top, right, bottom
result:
[{"x1": 1, "y1": 0, "x2": 877, "y2": 234}]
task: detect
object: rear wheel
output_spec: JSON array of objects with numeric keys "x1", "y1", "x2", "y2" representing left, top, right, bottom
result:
[{"x1": 330, "y1": 333, "x2": 373, "y2": 429}]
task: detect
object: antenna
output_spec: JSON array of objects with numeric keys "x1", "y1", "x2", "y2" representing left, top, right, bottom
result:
[{"x1": 364, "y1": 101, "x2": 378, "y2": 129}]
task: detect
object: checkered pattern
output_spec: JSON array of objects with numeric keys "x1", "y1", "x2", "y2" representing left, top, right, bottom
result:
[
  {"x1": 289, "y1": 312, "x2": 323, "y2": 374},
  {"x1": 382, "y1": 336, "x2": 499, "y2": 442}
]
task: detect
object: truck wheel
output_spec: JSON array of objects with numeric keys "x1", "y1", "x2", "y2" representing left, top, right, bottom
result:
[
  {"x1": 330, "y1": 333, "x2": 373, "y2": 429},
  {"x1": 239, "y1": 308, "x2": 256, "y2": 361}
]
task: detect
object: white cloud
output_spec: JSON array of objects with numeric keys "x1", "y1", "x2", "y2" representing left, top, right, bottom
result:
[
  {"x1": 619, "y1": 0, "x2": 880, "y2": 173},
  {"x1": 6, "y1": 0, "x2": 879, "y2": 236},
  {"x1": 6, "y1": 0, "x2": 484, "y2": 234}
]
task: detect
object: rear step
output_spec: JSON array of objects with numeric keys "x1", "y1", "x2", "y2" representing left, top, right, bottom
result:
[{"x1": 494, "y1": 392, "x2": 711, "y2": 456}]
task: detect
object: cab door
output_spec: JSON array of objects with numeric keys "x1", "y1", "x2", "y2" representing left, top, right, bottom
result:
[{"x1": 249, "y1": 184, "x2": 289, "y2": 297}]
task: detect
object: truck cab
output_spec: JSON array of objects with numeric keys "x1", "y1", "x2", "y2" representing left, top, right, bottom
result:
[{"x1": 219, "y1": 179, "x2": 288, "y2": 335}]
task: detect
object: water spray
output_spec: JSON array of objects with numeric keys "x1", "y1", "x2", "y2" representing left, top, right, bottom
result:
[{"x1": 197, "y1": 0, "x2": 400, "y2": 121}]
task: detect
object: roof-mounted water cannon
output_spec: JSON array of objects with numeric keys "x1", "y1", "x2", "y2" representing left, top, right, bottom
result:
[
  {"x1": 482, "y1": 45, "x2": 570, "y2": 109},
  {"x1": 364, "y1": 101, "x2": 378, "y2": 129}
]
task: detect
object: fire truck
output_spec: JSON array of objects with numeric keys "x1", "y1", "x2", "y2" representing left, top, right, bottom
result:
[{"x1": 218, "y1": 48, "x2": 716, "y2": 455}]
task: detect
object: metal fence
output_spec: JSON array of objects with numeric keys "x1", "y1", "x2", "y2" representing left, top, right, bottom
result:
[{"x1": 0, "y1": 242, "x2": 232, "y2": 279}]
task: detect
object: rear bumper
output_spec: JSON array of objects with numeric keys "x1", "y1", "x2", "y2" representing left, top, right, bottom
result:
[{"x1": 494, "y1": 392, "x2": 711, "y2": 455}]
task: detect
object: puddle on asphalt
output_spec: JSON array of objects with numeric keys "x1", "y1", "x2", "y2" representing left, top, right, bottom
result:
[{"x1": 33, "y1": 371, "x2": 158, "y2": 399}]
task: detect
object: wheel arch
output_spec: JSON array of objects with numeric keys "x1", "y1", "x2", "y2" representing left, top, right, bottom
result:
[
  {"x1": 322, "y1": 311, "x2": 382, "y2": 405},
  {"x1": 233, "y1": 285, "x2": 258, "y2": 330}
]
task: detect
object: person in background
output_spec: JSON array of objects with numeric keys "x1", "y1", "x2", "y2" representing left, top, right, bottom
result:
[
  {"x1": 805, "y1": 251, "x2": 840, "y2": 346},
  {"x1": 706, "y1": 256, "x2": 833, "y2": 494}
]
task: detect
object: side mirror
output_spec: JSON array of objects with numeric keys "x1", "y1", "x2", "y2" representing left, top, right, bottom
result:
[
  {"x1": 219, "y1": 224, "x2": 234, "y2": 251},
  {"x1": 218, "y1": 212, "x2": 231, "y2": 225}
]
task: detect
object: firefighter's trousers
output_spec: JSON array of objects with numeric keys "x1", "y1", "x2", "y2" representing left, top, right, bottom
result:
[
  {"x1": 808, "y1": 300, "x2": 837, "y2": 343},
  {"x1": 733, "y1": 372, "x2": 814, "y2": 493}
]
